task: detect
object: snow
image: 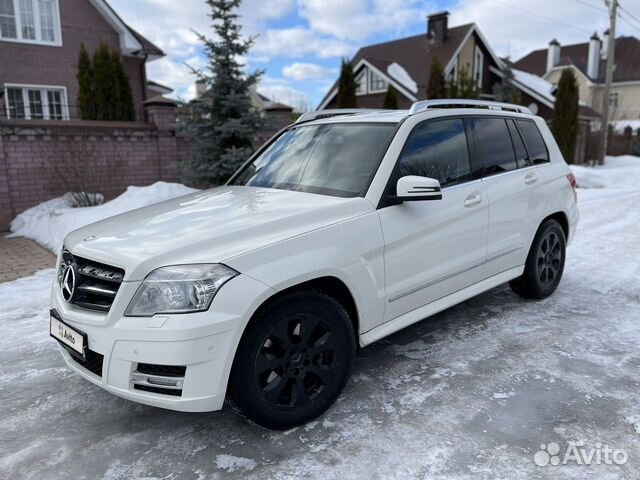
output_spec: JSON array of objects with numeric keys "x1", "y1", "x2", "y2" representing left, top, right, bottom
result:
[
  {"x1": 9, "y1": 182, "x2": 196, "y2": 253},
  {"x1": 512, "y1": 68, "x2": 556, "y2": 104},
  {"x1": 387, "y1": 62, "x2": 418, "y2": 94},
  {"x1": 612, "y1": 119, "x2": 640, "y2": 134},
  {"x1": 570, "y1": 155, "x2": 640, "y2": 189},
  {"x1": 2, "y1": 156, "x2": 640, "y2": 478}
]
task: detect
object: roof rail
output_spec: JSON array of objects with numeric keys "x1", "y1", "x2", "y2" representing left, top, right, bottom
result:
[
  {"x1": 409, "y1": 99, "x2": 532, "y2": 115},
  {"x1": 295, "y1": 109, "x2": 392, "y2": 124}
]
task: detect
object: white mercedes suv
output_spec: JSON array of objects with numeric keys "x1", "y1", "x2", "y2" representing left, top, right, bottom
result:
[{"x1": 50, "y1": 100, "x2": 578, "y2": 429}]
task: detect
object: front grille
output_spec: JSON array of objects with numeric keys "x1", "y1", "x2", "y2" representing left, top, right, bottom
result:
[
  {"x1": 60, "y1": 250, "x2": 124, "y2": 313},
  {"x1": 65, "y1": 346, "x2": 104, "y2": 377}
]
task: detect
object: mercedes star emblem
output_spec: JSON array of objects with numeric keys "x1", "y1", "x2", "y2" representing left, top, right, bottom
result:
[{"x1": 61, "y1": 264, "x2": 76, "y2": 302}]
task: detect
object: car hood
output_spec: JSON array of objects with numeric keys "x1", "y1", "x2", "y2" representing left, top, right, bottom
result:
[{"x1": 65, "y1": 186, "x2": 374, "y2": 281}]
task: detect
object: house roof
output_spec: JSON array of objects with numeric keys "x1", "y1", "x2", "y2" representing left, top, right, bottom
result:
[
  {"x1": 318, "y1": 22, "x2": 502, "y2": 109},
  {"x1": 513, "y1": 36, "x2": 640, "y2": 83},
  {"x1": 94, "y1": 0, "x2": 165, "y2": 59}
]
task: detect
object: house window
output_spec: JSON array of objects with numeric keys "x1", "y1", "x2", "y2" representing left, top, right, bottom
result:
[
  {"x1": 369, "y1": 69, "x2": 387, "y2": 93},
  {"x1": 447, "y1": 56, "x2": 459, "y2": 82},
  {"x1": 0, "y1": 0, "x2": 60, "y2": 45},
  {"x1": 355, "y1": 70, "x2": 367, "y2": 95},
  {"x1": 473, "y1": 46, "x2": 484, "y2": 88},
  {"x1": 609, "y1": 92, "x2": 619, "y2": 108},
  {"x1": 4, "y1": 85, "x2": 68, "y2": 120}
]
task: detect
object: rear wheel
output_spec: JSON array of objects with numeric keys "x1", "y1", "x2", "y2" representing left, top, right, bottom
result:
[
  {"x1": 230, "y1": 290, "x2": 355, "y2": 429},
  {"x1": 510, "y1": 219, "x2": 566, "y2": 299}
]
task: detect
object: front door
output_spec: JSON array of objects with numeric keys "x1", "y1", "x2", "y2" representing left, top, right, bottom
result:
[{"x1": 379, "y1": 118, "x2": 489, "y2": 322}]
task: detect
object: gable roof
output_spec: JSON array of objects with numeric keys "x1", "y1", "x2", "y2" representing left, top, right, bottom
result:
[
  {"x1": 318, "y1": 23, "x2": 503, "y2": 109},
  {"x1": 513, "y1": 36, "x2": 640, "y2": 83},
  {"x1": 90, "y1": 0, "x2": 165, "y2": 60}
]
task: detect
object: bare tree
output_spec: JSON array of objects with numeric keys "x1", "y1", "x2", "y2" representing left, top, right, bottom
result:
[{"x1": 42, "y1": 136, "x2": 127, "y2": 207}]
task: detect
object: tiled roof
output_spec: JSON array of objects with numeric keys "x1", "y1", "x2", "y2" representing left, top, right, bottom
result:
[{"x1": 513, "y1": 36, "x2": 640, "y2": 83}]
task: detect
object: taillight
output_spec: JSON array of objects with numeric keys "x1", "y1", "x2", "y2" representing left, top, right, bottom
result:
[{"x1": 567, "y1": 173, "x2": 577, "y2": 202}]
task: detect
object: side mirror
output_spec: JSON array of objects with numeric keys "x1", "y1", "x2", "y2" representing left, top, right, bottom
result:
[{"x1": 396, "y1": 175, "x2": 442, "y2": 201}]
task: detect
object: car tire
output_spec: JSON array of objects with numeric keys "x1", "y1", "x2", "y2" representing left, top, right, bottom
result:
[
  {"x1": 229, "y1": 290, "x2": 356, "y2": 429},
  {"x1": 510, "y1": 219, "x2": 566, "y2": 299}
]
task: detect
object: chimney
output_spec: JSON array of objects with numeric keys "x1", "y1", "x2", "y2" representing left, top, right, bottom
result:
[
  {"x1": 601, "y1": 29, "x2": 610, "y2": 60},
  {"x1": 587, "y1": 32, "x2": 601, "y2": 79},
  {"x1": 427, "y1": 11, "x2": 449, "y2": 44},
  {"x1": 546, "y1": 39, "x2": 561, "y2": 73}
]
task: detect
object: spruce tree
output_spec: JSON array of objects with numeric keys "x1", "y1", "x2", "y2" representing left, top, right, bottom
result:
[
  {"x1": 180, "y1": 0, "x2": 264, "y2": 186},
  {"x1": 336, "y1": 59, "x2": 357, "y2": 108},
  {"x1": 383, "y1": 85, "x2": 398, "y2": 109},
  {"x1": 551, "y1": 69, "x2": 579, "y2": 163},
  {"x1": 427, "y1": 56, "x2": 446, "y2": 99},
  {"x1": 77, "y1": 43, "x2": 95, "y2": 119}
]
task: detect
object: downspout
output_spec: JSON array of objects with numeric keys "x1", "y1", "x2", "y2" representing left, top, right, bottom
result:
[{"x1": 141, "y1": 52, "x2": 148, "y2": 122}]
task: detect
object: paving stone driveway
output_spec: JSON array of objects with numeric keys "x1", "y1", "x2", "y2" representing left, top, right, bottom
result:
[{"x1": 0, "y1": 234, "x2": 56, "y2": 283}]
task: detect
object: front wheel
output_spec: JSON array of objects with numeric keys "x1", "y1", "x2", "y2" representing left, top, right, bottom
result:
[
  {"x1": 230, "y1": 290, "x2": 355, "y2": 429},
  {"x1": 510, "y1": 219, "x2": 566, "y2": 299}
]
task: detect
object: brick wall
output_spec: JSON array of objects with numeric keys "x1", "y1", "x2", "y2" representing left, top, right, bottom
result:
[
  {"x1": 0, "y1": 106, "x2": 183, "y2": 230},
  {"x1": 0, "y1": 0, "x2": 147, "y2": 120}
]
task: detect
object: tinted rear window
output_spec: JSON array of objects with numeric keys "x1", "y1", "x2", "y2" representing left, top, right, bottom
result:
[
  {"x1": 507, "y1": 119, "x2": 530, "y2": 168},
  {"x1": 517, "y1": 120, "x2": 549, "y2": 163},
  {"x1": 472, "y1": 118, "x2": 517, "y2": 176}
]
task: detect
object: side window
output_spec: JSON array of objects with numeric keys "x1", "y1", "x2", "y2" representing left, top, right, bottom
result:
[
  {"x1": 507, "y1": 119, "x2": 530, "y2": 168},
  {"x1": 398, "y1": 118, "x2": 471, "y2": 188},
  {"x1": 517, "y1": 120, "x2": 550, "y2": 163},
  {"x1": 472, "y1": 118, "x2": 517, "y2": 176}
]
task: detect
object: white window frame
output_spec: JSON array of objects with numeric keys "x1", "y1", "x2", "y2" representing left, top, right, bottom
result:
[
  {"x1": 609, "y1": 91, "x2": 619, "y2": 109},
  {"x1": 447, "y1": 56, "x2": 459, "y2": 82},
  {"x1": 0, "y1": 0, "x2": 62, "y2": 46},
  {"x1": 4, "y1": 83, "x2": 69, "y2": 120},
  {"x1": 473, "y1": 45, "x2": 484, "y2": 88},
  {"x1": 355, "y1": 69, "x2": 367, "y2": 96},
  {"x1": 368, "y1": 69, "x2": 387, "y2": 94}
]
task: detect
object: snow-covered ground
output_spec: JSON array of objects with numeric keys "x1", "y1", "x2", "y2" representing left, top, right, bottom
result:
[
  {"x1": 9, "y1": 182, "x2": 196, "y2": 253},
  {"x1": 2, "y1": 157, "x2": 640, "y2": 479}
]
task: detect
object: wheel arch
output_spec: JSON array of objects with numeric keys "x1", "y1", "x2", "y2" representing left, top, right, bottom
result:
[
  {"x1": 542, "y1": 211, "x2": 569, "y2": 239},
  {"x1": 225, "y1": 276, "x2": 360, "y2": 396}
]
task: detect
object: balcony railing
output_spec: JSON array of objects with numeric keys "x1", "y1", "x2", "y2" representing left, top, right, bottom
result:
[{"x1": 0, "y1": 103, "x2": 147, "y2": 123}]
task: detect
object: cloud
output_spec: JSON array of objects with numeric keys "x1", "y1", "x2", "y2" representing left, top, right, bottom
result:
[
  {"x1": 298, "y1": 0, "x2": 428, "y2": 41},
  {"x1": 448, "y1": 0, "x2": 631, "y2": 61},
  {"x1": 282, "y1": 62, "x2": 337, "y2": 81},
  {"x1": 259, "y1": 84, "x2": 312, "y2": 112},
  {"x1": 253, "y1": 28, "x2": 354, "y2": 59}
]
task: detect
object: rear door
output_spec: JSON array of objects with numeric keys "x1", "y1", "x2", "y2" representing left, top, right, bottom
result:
[
  {"x1": 379, "y1": 117, "x2": 489, "y2": 321},
  {"x1": 471, "y1": 117, "x2": 548, "y2": 276}
]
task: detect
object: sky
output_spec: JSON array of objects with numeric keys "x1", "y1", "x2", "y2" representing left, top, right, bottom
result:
[{"x1": 108, "y1": 0, "x2": 640, "y2": 111}]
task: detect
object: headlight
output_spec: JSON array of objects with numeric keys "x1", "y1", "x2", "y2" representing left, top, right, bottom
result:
[{"x1": 125, "y1": 264, "x2": 238, "y2": 317}]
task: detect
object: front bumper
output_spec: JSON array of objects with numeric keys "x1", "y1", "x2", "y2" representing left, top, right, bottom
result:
[{"x1": 51, "y1": 272, "x2": 275, "y2": 412}]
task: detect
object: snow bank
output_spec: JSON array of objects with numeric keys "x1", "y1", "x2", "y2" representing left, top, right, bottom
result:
[
  {"x1": 9, "y1": 182, "x2": 197, "y2": 253},
  {"x1": 570, "y1": 155, "x2": 640, "y2": 189},
  {"x1": 387, "y1": 63, "x2": 418, "y2": 94}
]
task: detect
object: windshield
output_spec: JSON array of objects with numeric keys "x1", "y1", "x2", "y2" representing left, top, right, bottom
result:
[{"x1": 230, "y1": 123, "x2": 397, "y2": 197}]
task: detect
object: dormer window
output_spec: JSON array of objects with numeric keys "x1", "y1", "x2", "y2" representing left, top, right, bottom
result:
[
  {"x1": 355, "y1": 70, "x2": 367, "y2": 95},
  {"x1": 369, "y1": 69, "x2": 387, "y2": 93},
  {"x1": 0, "y1": 0, "x2": 61, "y2": 46}
]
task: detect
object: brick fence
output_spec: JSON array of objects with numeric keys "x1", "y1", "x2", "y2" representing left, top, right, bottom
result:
[{"x1": 0, "y1": 101, "x2": 183, "y2": 231}]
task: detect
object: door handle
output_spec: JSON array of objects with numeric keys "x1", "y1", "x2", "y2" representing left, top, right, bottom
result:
[
  {"x1": 464, "y1": 192, "x2": 482, "y2": 207},
  {"x1": 524, "y1": 172, "x2": 538, "y2": 185}
]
